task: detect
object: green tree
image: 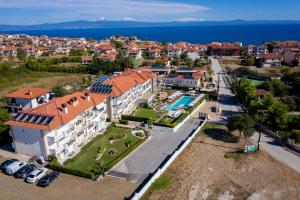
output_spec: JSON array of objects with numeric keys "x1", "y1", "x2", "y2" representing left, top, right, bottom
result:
[
  {"x1": 227, "y1": 114, "x2": 255, "y2": 138},
  {"x1": 194, "y1": 58, "x2": 204, "y2": 68},
  {"x1": 272, "y1": 79, "x2": 287, "y2": 97},
  {"x1": 17, "y1": 48, "x2": 27, "y2": 61},
  {"x1": 171, "y1": 55, "x2": 181, "y2": 66},
  {"x1": 235, "y1": 79, "x2": 256, "y2": 107},
  {"x1": 244, "y1": 55, "x2": 255, "y2": 66},
  {"x1": 266, "y1": 101, "x2": 288, "y2": 130},
  {"x1": 52, "y1": 85, "x2": 67, "y2": 97},
  {"x1": 69, "y1": 49, "x2": 84, "y2": 56}
]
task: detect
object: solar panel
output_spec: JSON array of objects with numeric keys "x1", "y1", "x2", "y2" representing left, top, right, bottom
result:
[
  {"x1": 31, "y1": 115, "x2": 40, "y2": 124},
  {"x1": 95, "y1": 75, "x2": 111, "y2": 83},
  {"x1": 25, "y1": 114, "x2": 34, "y2": 123},
  {"x1": 19, "y1": 113, "x2": 28, "y2": 121},
  {"x1": 44, "y1": 117, "x2": 54, "y2": 125},
  {"x1": 38, "y1": 116, "x2": 48, "y2": 124},
  {"x1": 13, "y1": 113, "x2": 22, "y2": 120},
  {"x1": 91, "y1": 83, "x2": 113, "y2": 94}
]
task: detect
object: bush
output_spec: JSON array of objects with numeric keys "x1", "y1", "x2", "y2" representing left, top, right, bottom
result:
[
  {"x1": 121, "y1": 115, "x2": 149, "y2": 122},
  {"x1": 119, "y1": 119, "x2": 128, "y2": 125},
  {"x1": 47, "y1": 157, "x2": 95, "y2": 179}
]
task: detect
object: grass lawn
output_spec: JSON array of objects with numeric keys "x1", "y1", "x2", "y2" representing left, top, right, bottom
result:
[
  {"x1": 64, "y1": 126, "x2": 143, "y2": 171},
  {"x1": 134, "y1": 108, "x2": 163, "y2": 121},
  {"x1": 199, "y1": 122, "x2": 228, "y2": 135},
  {"x1": 159, "y1": 117, "x2": 174, "y2": 124}
]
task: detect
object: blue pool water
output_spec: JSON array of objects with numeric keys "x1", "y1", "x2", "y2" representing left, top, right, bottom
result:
[{"x1": 164, "y1": 96, "x2": 195, "y2": 111}]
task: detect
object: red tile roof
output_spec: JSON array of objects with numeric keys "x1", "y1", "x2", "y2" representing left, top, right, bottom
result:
[
  {"x1": 5, "y1": 88, "x2": 52, "y2": 99},
  {"x1": 5, "y1": 92, "x2": 107, "y2": 131}
]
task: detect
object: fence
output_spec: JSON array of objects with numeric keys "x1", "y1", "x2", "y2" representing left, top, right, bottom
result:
[{"x1": 128, "y1": 119, "x2": 207, "y2": 200}]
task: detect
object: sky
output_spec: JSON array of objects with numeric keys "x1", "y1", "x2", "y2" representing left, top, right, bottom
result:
[{"x1": 0, "y1": 0, "x2": 299, "y2": 25}]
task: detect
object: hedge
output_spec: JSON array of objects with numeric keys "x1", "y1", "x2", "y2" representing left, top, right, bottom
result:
[
  {"x1": 121, "y1": 115, "x2": 149, "y2": 122},
  {"x1": 119, "y1": 119, "x2": 129, "y2": 125},
  {"x1": 46, "y1": 157, "x2": 95, "y2": 179}
]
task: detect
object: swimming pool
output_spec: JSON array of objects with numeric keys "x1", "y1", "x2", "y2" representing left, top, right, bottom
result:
[{"x1": 164, "y1": 96, "x2": 196, "y2": 111}]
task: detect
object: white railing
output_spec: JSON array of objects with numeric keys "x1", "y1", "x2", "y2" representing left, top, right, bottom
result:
[{"x1": 130, "y1": 119, "x2": 207, "y2": 200}]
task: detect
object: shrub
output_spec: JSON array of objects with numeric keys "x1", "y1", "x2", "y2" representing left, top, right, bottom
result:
[
  {"x1": 119, "y1": 119, "x2": 128, "y2": 125},
  {"x1": 135, "y1": 131, "x2": 144, "y2": 137},
  {"x1": 121, "y1": 115, "x2": 149, "y2": 122},
  {"x1": 47, "y1": 158, "x2": 95, "y2": 179}
]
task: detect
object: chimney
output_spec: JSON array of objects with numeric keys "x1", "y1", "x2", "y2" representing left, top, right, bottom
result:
[
  {"x1": 28, "y1": 90, "x2": 32, "y2": 96},
  {"x1": 71, "y1": 97, "x2": 78, "y2": 107},
  {"x1": 84, "y1": 92, "x2": 91, "y2": 101},
  {"x1": 62, "y1": 103, "x2": 68, "y2": 114}
]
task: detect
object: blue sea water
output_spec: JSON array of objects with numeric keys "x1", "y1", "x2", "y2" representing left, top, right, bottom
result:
[
  {"x1": 164, "y1": 96, "x2": 195, "y2": 111},
  {"x1": 2, "y1": 24, "x2": 300, "y2": 45}
]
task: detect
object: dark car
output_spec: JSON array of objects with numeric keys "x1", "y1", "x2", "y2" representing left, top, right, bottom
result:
[
  {"x1": 37, "y1": 171, "x2": 59, "y2": 187},
  {"x1": 0, "y1": 159, "x2": 18, "y2": 171},
  {"x1": 13, "y1": 164, "x2": 36, "y2": 179}
]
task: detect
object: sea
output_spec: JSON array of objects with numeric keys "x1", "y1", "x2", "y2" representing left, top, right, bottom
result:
[{"x1": 2, "y1": 24, "x2": 300, "y2": 45}]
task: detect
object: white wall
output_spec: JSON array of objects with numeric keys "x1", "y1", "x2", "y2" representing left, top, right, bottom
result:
[{"x1": 11, "y1": 126, "x2": 46, "y2": 158}]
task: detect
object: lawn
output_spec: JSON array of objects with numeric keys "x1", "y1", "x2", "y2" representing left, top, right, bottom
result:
[
  {"x1": 64, "y1": 126, "x2": 144, "y2": 171},
  {"x1": 199, "y1": 122, "x2": 228, "y2": 135},
  {"x1": 134, "y1": 108, "x2": 164, "y2": 121}
]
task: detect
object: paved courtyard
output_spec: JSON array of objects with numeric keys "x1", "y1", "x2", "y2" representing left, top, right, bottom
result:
[{"x1": 107, "y1": 117, "x2": 202, "y2": 183}]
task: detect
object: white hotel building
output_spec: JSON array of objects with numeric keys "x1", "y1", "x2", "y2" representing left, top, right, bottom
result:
[{"x1": 5, "y1": 70, "x2": 157, "y2": 163}]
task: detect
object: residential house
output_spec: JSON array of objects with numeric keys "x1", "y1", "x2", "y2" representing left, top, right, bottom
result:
[
  {"x1": 5, "y1": 92, "x2": 108, "y2": 163},
  {"x1": 259, "y1": 54, "x2": 282, "y2": 67},
  {"x1": 5, "y1": 88, "x2": 52, "y2": 114}
]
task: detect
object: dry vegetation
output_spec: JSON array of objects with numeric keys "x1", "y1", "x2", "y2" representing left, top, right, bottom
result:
[{"x1": 144, "y1": 123, "x2": 300, "y2": 200}]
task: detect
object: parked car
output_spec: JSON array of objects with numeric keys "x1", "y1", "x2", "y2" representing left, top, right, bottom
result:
[
  {"x1": 14, "y1": 164, "x2": 36, "y2": 179},
  {"x1": 37, "y1": 171, "x2": 59, "y2": 187},
  {"x1": 0, "y1": 159, "x2": 18, "y2": 171},
  {"x1": 5, "y1": 161, "x2": 27, "y2": 175},
  {"x1": 26, "y1": 168, "x2": 48, "y2": 184}
]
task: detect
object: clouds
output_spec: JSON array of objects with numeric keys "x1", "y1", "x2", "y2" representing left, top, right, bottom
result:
[{"x1": 0, "y1": 0, "x2": 209, "y2": 24}]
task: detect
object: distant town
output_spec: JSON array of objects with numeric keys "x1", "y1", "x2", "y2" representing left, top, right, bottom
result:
[{"x1": 0, "y1": 33, "x2": 299, "y2": 200}]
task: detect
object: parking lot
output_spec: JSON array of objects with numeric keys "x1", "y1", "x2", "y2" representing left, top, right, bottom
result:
[{"x1": 0, "y1": 156, "x2": 137, "y2": 200}]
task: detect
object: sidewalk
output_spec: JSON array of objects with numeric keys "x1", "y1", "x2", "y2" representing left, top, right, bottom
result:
[{"x1": 251, "y1": 132, "x2": 300, "y2": 173}]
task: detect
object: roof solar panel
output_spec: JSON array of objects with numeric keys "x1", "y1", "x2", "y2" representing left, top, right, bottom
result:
[
  {"x1": 13, "y1": 113, "x2": 22, "y2": 121},
  {"x1": 25, "y1": 114, "x2": 34, "y2": 123},
  {"x1": 38, "y1": 116, "x2": 48, "y2": 124},
  {"x1": 19, "y1": 113, "x2": 28, "y2": 121},
  {"x1": 44, "y1": 117, "x2": 54, "y2": 125},
  {"x1": 31, "y1": 115, "x2": 40, "y2": 124}
]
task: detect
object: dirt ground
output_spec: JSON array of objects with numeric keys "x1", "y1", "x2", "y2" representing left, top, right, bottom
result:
[
  {"x1": 0, "y1": 156, "x2": 136, "y2": 200},
  {"x1": 146, "y1": 125, "x2": 300, "y2": 200}
]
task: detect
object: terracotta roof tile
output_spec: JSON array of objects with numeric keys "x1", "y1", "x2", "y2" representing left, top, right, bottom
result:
[{"x1": 5, "y1": 88, "x2": 52, "y2": 99}]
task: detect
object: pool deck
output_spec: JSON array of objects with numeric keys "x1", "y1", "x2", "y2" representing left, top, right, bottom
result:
[{"x1": 164, "y1": 96, "x2": 196, "y2": 111}]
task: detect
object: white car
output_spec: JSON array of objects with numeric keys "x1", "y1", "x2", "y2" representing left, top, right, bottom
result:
[
  {"x1": 26, "y1": 168, "x2": 48, "y2": 184},
  {"x1": 5, "y1": 161, "x2": 27, "y2": 175}
]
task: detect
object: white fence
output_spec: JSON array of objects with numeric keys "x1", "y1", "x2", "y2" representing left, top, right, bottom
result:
[{"x1": 129, "y1": 119, "x2": 207, "y2": 200}]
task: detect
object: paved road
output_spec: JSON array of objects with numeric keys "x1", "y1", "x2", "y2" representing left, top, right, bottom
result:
[
  {"x1": 107, "y1": 117, "x2": 201, "y2": 183},
  {"x1": 210, "y1": 58, "x2": 242, "y2": 123},
  {"x1": 211, "y1": 57, "x2": 300, "y2": 173},
  {"x1": 251, "y1": 132, "x2": 300, "y2": 173}
]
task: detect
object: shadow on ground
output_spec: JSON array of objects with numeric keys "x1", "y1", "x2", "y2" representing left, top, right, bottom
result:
[{"x1": 204, "y1": 128, "x2": 239, "y2": 143}]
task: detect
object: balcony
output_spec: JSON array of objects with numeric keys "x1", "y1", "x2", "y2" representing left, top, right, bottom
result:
[
  {"x1": 67, "y1": 139, "x2": 76, "y2": 146},
  {"x1": 76, "y1": 130, "x2": 85, "y2": 138},
  {"x1": 76, "y1": 119, "x2": 83, "y2": 126}
]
